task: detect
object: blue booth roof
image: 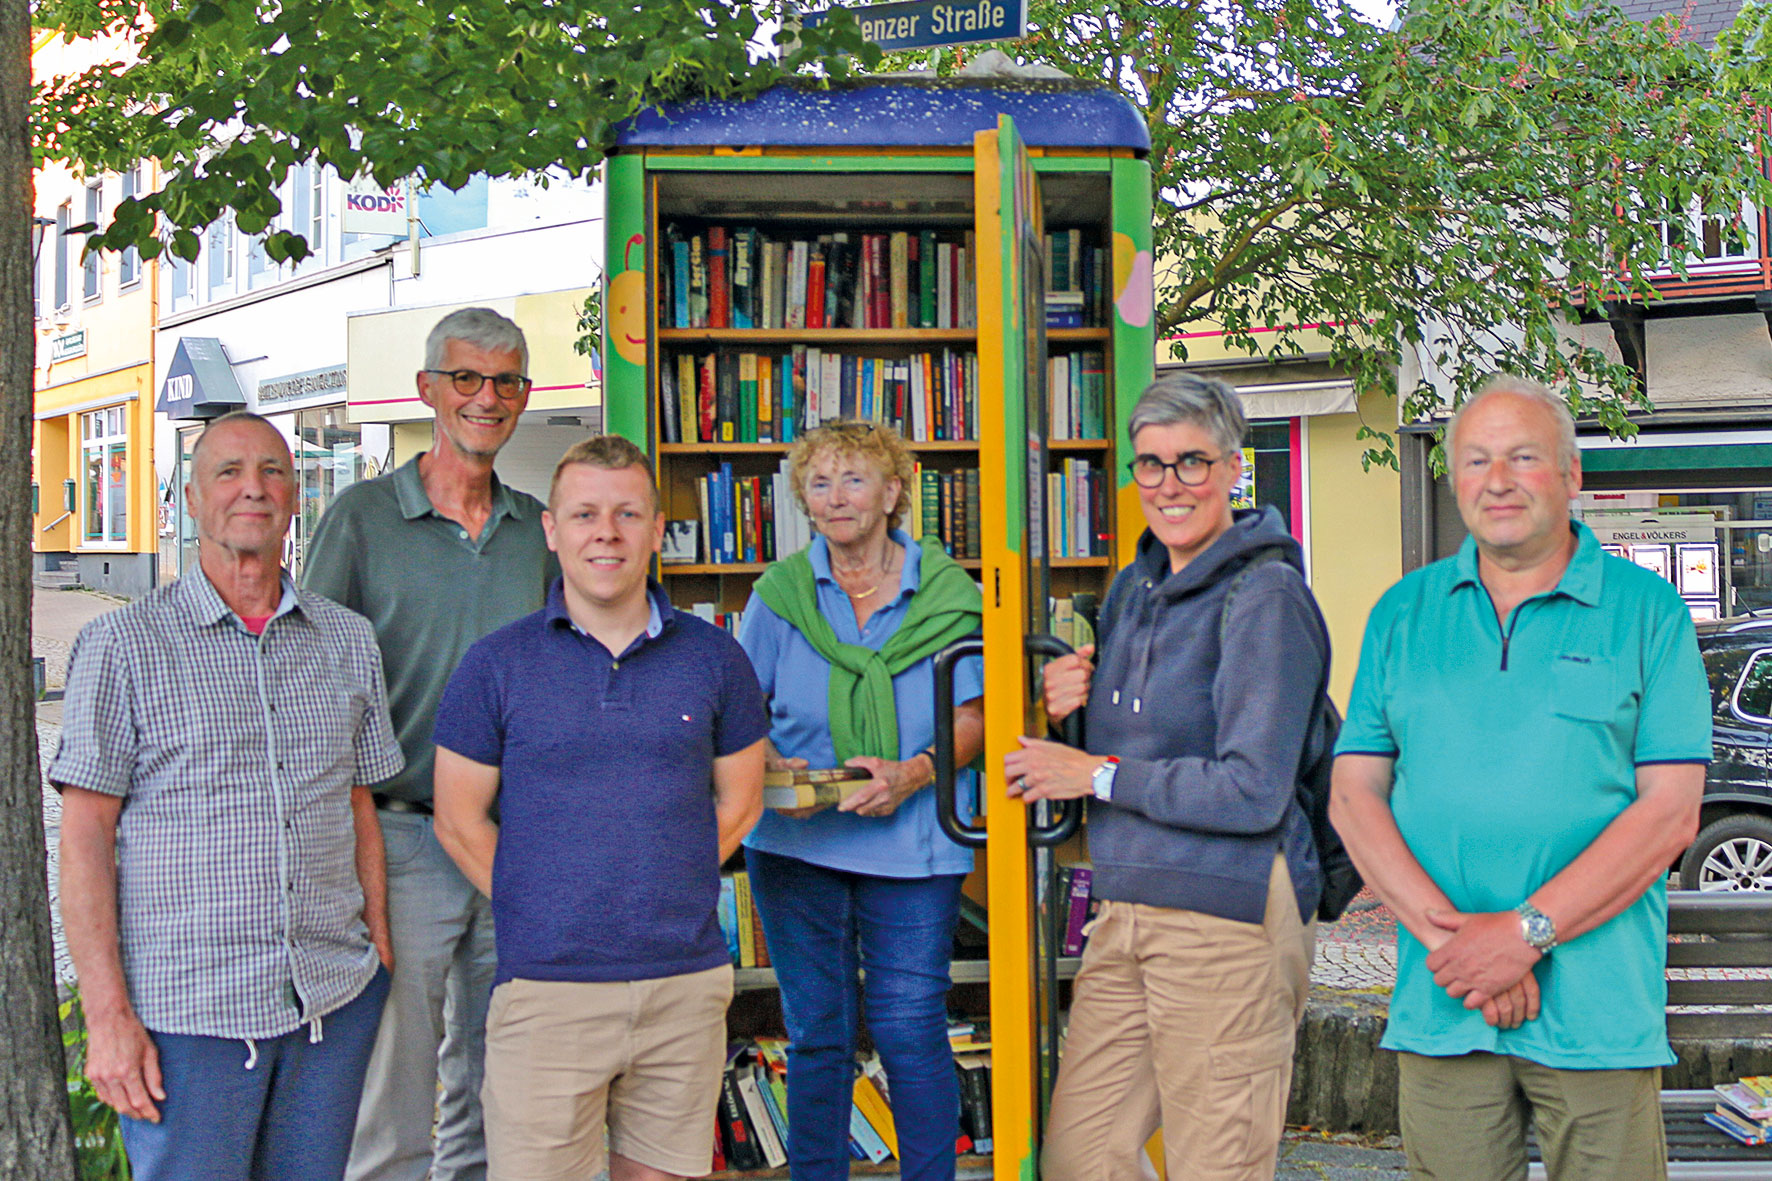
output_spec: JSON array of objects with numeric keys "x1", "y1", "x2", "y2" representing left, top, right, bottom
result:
[{"x1": 613, "y1": 78, "x2": 1150, "y2": 154}]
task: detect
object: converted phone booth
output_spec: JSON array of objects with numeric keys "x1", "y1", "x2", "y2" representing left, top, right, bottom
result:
[{"x1": 602, "y1": 76, "x2": 1154, "y2": 1174}]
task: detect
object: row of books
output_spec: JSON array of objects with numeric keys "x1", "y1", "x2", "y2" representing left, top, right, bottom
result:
[
  {"x1": 662, "y1": 224, "x2": 981, "y2": 332},
  {"x1": 659, "y1": 347, "x2": 982, "y2": 445},
  {"x1": 667, "y1": 462, "x2": 982, "y2": 567},
  {"x1": 1045, "y1": 458, "x2": 1113, "y2": 559},
  {"x1": 1047, "y1": 350, "x2": 1109, "y2": 440},
  {"x1": 717, "y1": 872, "x2": 770, "y2": 970},
  {"x1": 713, "y1": 1033, "x2": 995, "y2": 1170},
  {"x1": 1707, "y1": 1076, "x2": 1772, "y2": 1145}
]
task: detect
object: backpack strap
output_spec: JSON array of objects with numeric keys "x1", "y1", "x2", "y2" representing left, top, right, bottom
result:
[{"x1": 1216, "y1": 545, "x2": 1332, "y2": 784}]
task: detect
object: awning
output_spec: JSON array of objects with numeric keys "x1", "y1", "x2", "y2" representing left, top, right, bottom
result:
[
  {"x1": 1577, "y1": 429, "x2": 1772, "y2": 473},
  {"x1": 158, "y1": 337, "x2": 247, "y2": 420},
  {"x1": 1234, "y1": 380, "x2": 1357, "y2": 421}
]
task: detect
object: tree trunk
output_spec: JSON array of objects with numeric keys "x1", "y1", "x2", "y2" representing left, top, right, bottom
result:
[{"x1": 0, "y1": 1, "x2": 80, "y2": 1176}]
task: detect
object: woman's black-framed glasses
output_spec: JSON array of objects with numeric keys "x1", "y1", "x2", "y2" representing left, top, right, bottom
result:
[
  {"x1": 423, "y1": 369, "x2": 534, "y2": 399},
  {"x1": 1127, "y1": 452, "x2": 1225, "y2": 489}
]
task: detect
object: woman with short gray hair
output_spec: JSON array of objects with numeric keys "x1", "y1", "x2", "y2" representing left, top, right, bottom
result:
[{"x1": 1004, "y1": 372, "x2": 1329, "y2": 1178}]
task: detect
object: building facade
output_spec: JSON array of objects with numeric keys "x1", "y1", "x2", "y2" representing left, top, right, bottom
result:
[{"x1": 31, "y1": 31, "x2": 160, "y2": 598}]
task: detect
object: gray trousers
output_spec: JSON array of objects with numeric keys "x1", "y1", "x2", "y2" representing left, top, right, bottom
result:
[{"x1": 346, "y1": 810, "x2": 497, "y2": 1181}]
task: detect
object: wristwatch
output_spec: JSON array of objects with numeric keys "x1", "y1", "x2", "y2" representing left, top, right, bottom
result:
[
  {"x1": 1516, "y1": 901, "x2": 1558, "y2": 953},
  {"x1": 1091, "y1": 757, "x2": 1120, "y2": 803}
]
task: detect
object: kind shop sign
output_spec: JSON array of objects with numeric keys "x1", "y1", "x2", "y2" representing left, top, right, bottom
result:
[
  {"x1": 342, "y1": 175, "x2": 410, "y2": 236},
  {"x1": 801, "y1": 0, "x2": 1026, "y2": 51}
]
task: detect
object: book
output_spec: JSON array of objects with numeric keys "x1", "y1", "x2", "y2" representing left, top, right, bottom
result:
[
  {"x1": 763, "y1": 766, "x2": 871, "y2": 810},
  {"x1": 850, "y1": 1102, "x2": 892, "y2": 1163},
  {"x1": 718, "y1": 1062, "x2": 765, "y2": 1169},
  {"x1": 737, "y1": 1065, "x2": 786, "y2": 1166},
  {"x1": 733, "y1": 871, "x2": 757, "y2": 967},
  {"x1": 1717, "y1": 1081, "x2": 1772, "y2": 1121},
  {"x1": 1708, "y1": 1107, "x2": 1771, "y2": 1145},
  {"x1": 1061, "y1": 864, "x2": 1094, "y2": 956},
  {"x1": 661, "y1": 520, "x2": 700, "y2": 566},
  {"x1": 956, "y1": 1052, "x2": 992, "y2": 1154},
  {"x1": 853, "y1": 1071, "x2": 900, "y2": 1157},
  {"x1": 708, "y1": 225, "x2": 729, "y2": 328}
]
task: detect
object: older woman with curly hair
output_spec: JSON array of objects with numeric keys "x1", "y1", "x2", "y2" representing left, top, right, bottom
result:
[{"x1": 737, "y1": 420, "x2": 985, "y2": 1181}]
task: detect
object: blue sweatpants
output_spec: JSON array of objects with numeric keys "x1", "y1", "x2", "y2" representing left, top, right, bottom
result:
[{"x1": 121, "y1": 966, "x2": 389, "y2": 1181}]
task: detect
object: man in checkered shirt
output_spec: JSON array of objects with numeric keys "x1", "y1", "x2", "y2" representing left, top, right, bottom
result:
[{"x1": 54, "y1": 412, "x2": 405, "y2": 1181}]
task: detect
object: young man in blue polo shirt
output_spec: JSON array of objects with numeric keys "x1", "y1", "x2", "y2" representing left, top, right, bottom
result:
[
  {"x1": 1330, "y1": 377, "x2": 1711, "y2": 1181},
  {"x1": 432, "y1": 435, "x2": 767, "y2": 1181}
]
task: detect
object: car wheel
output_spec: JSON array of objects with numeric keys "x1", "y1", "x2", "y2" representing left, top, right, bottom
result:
[{"x1": 1681, "y1": 814, "x2": 1772, "y2": 891}]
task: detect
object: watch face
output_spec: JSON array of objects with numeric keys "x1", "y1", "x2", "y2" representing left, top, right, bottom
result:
[{"x1": 1523, "y1": 913, "x2": 1553, "y2": 947}]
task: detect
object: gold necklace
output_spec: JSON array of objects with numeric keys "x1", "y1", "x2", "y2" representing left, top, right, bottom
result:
[{"x1": 836, "y1": 544, "x2": 894, "y2": 600}]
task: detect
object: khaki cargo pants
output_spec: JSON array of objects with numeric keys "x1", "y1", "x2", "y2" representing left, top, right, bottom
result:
[{"x1": 1042, "y1": 855, "x2": 1315, "y2": 1181}]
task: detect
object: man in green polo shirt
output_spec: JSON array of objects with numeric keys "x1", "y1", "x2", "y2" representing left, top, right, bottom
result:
[
  {"x1": 304, "y1": 307, "x2": 558, "y2": 1181},
  {"x1": 1330, "y1": 375, "x2": 1710, "y2": 1181}
]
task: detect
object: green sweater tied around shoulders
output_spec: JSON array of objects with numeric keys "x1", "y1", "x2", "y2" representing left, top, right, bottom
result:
[{"x1": 753, "y1": 536, "x2": 983, "y2": 765}]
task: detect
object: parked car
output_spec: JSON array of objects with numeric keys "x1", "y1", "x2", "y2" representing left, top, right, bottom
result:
[{"x1": 1689, "y1": 615, "x2": 1772, "y2": 890}]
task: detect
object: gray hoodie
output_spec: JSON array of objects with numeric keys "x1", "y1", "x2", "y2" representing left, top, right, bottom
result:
[{"x1": 1085, "y1": 506, "x2": 1327, "y2": 924}]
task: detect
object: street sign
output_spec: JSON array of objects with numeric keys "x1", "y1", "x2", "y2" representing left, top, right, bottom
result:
[{"x1": 801, "y1": 0, "x2": 1025, "y2": 52}]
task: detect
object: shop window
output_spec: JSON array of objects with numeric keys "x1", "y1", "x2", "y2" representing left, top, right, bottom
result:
[
  {"x1": 81, "y1": 406, "x2": 129, "y2": 545},
  {"x1": 83, "y1": 181, "x2": 102, "y2": 302},
  {"x1": 1243, "y1": 420, "x2": 1294, "y2": 534},
  {"x1": 287, "y1": 406, "x2": 390, "y2": 576}
]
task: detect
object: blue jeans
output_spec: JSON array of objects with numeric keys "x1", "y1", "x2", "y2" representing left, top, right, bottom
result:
[
  {"x1": 348, "y1": 809, "x2": 496, "y2": 1181},
  {"x1": 121, "y1": 966, "x2": 389, "y2": 1181},
  {"x1": 745, "y1": 847, "x2": 963, "y2": 1181}
]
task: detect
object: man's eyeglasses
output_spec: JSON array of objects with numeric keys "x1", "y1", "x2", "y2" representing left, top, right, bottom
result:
[
  {"x1": 1127, "y1": 452, "x2": 1226, "y2": 489},
  {"x1": 423, "y1": 369, "x2": 533, "y2": 399}
]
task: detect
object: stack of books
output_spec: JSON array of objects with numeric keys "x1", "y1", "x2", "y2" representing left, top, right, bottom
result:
[
  {"x1": 661, "y1": 224, "x2": 980, "y2": 332},
  {"x1": 1707, "y1": 1077, "x2": 1772, "y2": 1145},
  {"x1": 1043, "y1": 229, "x2": 1112, "y2": 328},
  {"x1": 762, "y1": 767, "x2": 870, "y2": 811}
]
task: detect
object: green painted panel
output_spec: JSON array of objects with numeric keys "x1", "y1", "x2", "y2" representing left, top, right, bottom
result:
[
  {"x1": 602, "y1": 154, "x2": 648, "y2": 447},
  {"x1": 1029, "y1": 158, "x2": 1112, "y2": 173},
  {"x1": 1110, "y1": 156, "x2": 1155, "y2": 485},
  {"x1": 1581, "y1": 443, "x2": 1772, "y2": 472}
]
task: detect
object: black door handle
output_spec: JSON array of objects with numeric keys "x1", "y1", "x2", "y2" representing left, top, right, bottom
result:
[
  {"x1": 933, "y1": 638, "x2": 988, "y2": 848},
  {"x1": 1023, "y1": 634, "x2": 1083, "y2": 847}
]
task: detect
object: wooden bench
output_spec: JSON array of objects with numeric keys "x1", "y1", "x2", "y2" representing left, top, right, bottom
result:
[{"x1": 1528, "y1": 892, "x2": 1772, "y2": 1178}]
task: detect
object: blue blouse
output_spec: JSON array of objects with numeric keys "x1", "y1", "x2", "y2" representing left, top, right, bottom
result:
[{"x1": 738, "y1": 531, "x2": 984, "y2": 878}]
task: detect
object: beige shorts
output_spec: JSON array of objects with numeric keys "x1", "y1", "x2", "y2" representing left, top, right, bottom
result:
[{"x1": 482, "y1": 964, "x2": 734, "y2": 1180}]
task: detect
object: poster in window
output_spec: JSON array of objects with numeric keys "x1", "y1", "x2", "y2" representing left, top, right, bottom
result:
[
  {"x1": 1689, "y1": 599, "x2": 1721, "y2": 622},
  {"x1": 1629, "y1": 543, "x2": 1671, "y2": 581},
  {"x1": 1601, "y1": 544, "x2": 1627, "y2": 559},
  {"x1": 1230, "y1": 447, "x2": 1257, "y2": 510},
  {"x1": 1677, "y1": 543, "x2": 1719, "y2": 597}
]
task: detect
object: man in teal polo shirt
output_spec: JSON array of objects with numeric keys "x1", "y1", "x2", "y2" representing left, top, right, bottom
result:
[{"x1": 1330, "y1": 376, "x2": 1710, "y2": 1181}]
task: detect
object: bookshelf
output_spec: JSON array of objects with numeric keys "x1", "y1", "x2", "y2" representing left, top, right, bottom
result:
[{"x1": 604, "y1": 78, "x2": 1155, "y2": 1177}]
